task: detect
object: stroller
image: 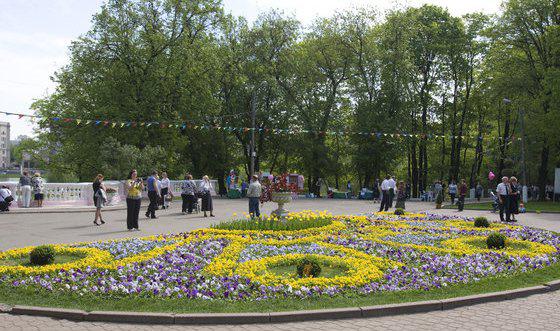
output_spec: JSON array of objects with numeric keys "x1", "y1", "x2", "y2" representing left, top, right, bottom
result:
[{"x1": 490, "y1": 191, "x2": 500, "y2": 213}]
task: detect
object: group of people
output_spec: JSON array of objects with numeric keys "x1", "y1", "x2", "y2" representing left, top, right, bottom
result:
[
  {"x1": 378, "y1": 175, "x2": 408, "y2": 211},
  {"x1": 91, "y1": 170, "x2": 216, "y2": 231},
  {"x1": 0, "y1": 171, "x2": 45, "y2": 212},
  {"x1": 496, "y1": 176, "x2": 521, "y2": 223}
]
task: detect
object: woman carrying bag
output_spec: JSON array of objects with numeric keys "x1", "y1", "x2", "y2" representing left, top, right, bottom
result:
[
  {"x1": 93, "y1": 174, "x2": 107, "y2": 226},
  {"x1": 200, "y1": 175, "x2": 215, "y2": 217}
]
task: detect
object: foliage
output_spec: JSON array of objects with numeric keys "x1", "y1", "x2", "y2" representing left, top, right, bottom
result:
[
  {"x1": 211, "y1": 213, "x2": 332, "y2": 231},
  {"x1": 27, "y1": 0, "x2": 560, "y2": 195},
  {"x1": 296, "y1": 257, "x2": 322, "y2": 278},
  {"x1": 29, "y1": 246, "x2": 55, "y2": 266},
  {"x1": 486, "y1": 232, "x2": 507, "y2": 249},
  {"x1": 474, "y1": 217, "x2": 490, "y2": 228}
]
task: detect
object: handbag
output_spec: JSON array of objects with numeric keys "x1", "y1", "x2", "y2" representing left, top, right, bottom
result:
[{"x1": 4, "y1": 195, "x2": 14, "y2": 203}]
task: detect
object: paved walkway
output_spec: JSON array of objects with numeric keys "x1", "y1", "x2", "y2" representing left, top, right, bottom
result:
[
  {"x1": 1, "y1": 199, "x2": 560, "y2": 330},
  {"x1": 1, "y1": 199, "x2": 559, "y2": 250}
]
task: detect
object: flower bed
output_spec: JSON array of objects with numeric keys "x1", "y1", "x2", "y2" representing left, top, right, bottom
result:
[{"x1": 0, "y1": 212, "x2": 559, "y2": 303}]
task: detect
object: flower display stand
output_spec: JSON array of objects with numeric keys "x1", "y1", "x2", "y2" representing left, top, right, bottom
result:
[{"x1": 271, "y1": 192, "x2": 292, "y2": 220}]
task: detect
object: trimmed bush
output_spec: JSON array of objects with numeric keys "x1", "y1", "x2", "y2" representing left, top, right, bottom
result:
[
  {"x1": 474, "y1": 217, "x2": 490, "y2": 228},
  {"x1": 29, "y1": 245, "x2": 56, "y2": 266},
  {"x1": 394, "y1": 208, "x2": 405, "y2": 215},
  {"x1": 486, "y1": 232, "x2": 507, "y2": 250},
  {"x1": 296, "y1": 258, "x2": 322, "y2": 278}
]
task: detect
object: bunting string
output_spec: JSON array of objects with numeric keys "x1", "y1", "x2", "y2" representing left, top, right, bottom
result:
[{"x1": 0, "y1": 110, "x2": 522, "y2": 141}]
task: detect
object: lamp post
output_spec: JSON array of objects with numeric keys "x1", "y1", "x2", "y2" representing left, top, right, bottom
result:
[{"x1": 503, "y1": 98, "x2": 528, "y2": 203}]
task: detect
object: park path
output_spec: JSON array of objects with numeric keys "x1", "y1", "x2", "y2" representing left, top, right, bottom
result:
[
  {"x1": 2, "y1": 290, "x2": 560, "y2": 330},
  {"x1": 1, "y1": 199, "x2": 560, "y2": 330},
  {"x1": 1, "y1": 199, "x2": 559, "y2": 250}
]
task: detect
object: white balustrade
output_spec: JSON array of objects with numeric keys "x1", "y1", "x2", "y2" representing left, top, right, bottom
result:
[{"x1": 0, "y1": 179, "x2": 219, "y2": 209}]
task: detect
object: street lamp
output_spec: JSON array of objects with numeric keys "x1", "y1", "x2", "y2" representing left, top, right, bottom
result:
[{"x1": 503, "y1": 98, "x2": 528, "y2": 203}]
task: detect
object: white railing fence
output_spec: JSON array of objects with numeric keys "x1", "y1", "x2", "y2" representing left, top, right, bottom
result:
[{"x1": 0, "y1": 179, "x2": 218, "y2": 208}]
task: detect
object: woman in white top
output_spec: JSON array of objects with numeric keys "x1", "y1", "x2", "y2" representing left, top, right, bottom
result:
[
  {"x1": 160, "y1": 172, "x2": 172, "y2": 209},
  {"x1": 200, "y1": 175, "x2": 214, "y2": 217}
]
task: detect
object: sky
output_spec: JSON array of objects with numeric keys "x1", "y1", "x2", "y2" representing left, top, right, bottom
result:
[{"x1": 0, "y1": 0, "x2": 503, "y2": 139}]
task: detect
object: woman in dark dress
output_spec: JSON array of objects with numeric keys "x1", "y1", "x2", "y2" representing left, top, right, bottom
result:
[
  {"x1": 395, "y1": 181, "x2": 406, "y2": 209},
  {"x1": 509, "y1": 176, "x2": 520, "y2": 221},
  {"x1": 92, "y1": 174, "x2": 106, "y2": 226},
  {"x1": 200, "y1": 175, "x2": 215, "y2": 217}
]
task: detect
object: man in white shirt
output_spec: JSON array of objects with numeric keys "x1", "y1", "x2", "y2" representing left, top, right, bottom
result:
[
  {"x1": 379, "y1": 176, "x2": 392, "y2": 212},
  {"x1": 496, "y1": 176, "x2": 511, "y2": 222}
]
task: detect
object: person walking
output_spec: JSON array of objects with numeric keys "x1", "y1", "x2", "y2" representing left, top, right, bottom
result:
[
  {"x1": 475, "y1": 182, "x2": 484, "y2": 202},
  {"x1": 181, "y1": 174, "x2": 196, "y2": 214},
  {"x1": 448, "y1": 181, "x2": 457, "y2": 205},
  {"x1": 18, "y1": 171, "x2": 32, "y2": 208},
  {"x1": 373, "y1": 178, "x2": 381, "y2": 203},
  {"x1": 497, "y1": 176, "x2": 511, "y2": 222},
  {"x1": 92, "y1": 174, "x2": 107, "y2": 226},
  {"x1": 145, "y1": 170, "x2": 160, "y2": 219},
  {"x1": 247, "y1": 175, "x2": 262, "y2": 218},
  {"x1": 434, "y1": 181, "x2": 443, "y2": 203},
  {"x1": 388, "y1": 176, "x2": 396, "y2": 207},
  {"x1": 379, "y1": 176, "x2": 391, "y2": 212},
  {"x1": 125, "y1": 169, "x2": 143, "y2": 231},
  {"x1": 200, "y1": 175, "x2": 215, "y2": 217},
  {"x1": 31, "y1": 172, "x2": 45, "y2": 207},
  {"x1": 160, "y1": 172, "x2": 172, "y2": 210},
  {"x1": 315, "y1": 178, "x2": 323, "y2": 198},
  {"x1": 395, "y1": 181, "x2": 406, "y2": 209},
  {"x1": 458, "y1": 179, "x2": 468, "y2": 211},
  {"x1": 509, "y1": 177, "x2": 520, "y2": 222}
]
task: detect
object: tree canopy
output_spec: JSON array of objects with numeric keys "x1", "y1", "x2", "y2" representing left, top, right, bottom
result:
[{"x1": 28, "y1": 0, "x2": 560, "y2": 198}]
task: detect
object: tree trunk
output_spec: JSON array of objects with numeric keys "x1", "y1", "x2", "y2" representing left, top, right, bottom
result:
[
  {"x1": 538, "y1": 145, "x2": 549, "y2": 201},
  {"x1": 411, "y1": 141, "x2": 419, "y2": 197}
]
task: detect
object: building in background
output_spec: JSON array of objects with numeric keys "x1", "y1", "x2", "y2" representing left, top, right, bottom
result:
[{"x1": 0, "y1": 122, "x2": 10, "y2": 169}]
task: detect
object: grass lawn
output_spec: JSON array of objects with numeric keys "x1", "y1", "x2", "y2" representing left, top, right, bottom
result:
[
  {"x1": 0, "y1": 254, "x2": 83, "y2": 267},
  {"x1": 1, "y1": 262, "x2": 559, "y2": 313},
  {"x1": 444, "y1": 201, "x2": 560, "y2": 213}
]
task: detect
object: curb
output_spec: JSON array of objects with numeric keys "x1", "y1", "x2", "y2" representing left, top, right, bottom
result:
[{"x1": 3, "y1": 280, "x2": 560, "y2": 325}]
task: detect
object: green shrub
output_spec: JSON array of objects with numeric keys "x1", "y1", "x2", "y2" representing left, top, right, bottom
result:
[
  {"x1": 296, "y1": 257, "x2": 322, "y2": 278},
  {"x1": 29, "y1": 245, "x2": 56, "y2": 266},
  {"x1": 474, "y1": 217, "x2": 490, "y2": 228},
  {"x1": 212, "y1": 216, "x2": 332, "y2": 231},
  {"x1": 394, "y1": 208, "x2": 405, "y2": 215},
  {"x1": 486, "y1": 232, "x2": 507, "y2": 249}
]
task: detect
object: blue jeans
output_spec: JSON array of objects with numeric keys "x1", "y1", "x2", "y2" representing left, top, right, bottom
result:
[{"x1": 249, "y1": 197, "x2": 260, "y2": 217}]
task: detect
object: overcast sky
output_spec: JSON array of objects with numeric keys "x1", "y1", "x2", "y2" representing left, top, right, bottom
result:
[{"x1": 0, "y1": 0, "x2": 503, "y2": 138}]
